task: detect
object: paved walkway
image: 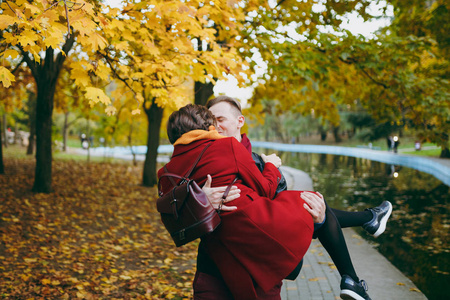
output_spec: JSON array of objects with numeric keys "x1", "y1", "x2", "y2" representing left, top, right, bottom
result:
[{"x1": 279, "y1": 166, "x2": 428, "y2": 300}]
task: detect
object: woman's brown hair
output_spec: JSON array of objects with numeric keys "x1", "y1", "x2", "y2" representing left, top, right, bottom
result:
[{"x1": 167, "y1": 104, "x2": 217, "y2": 144}]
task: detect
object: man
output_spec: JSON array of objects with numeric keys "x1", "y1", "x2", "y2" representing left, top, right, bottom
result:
[{"x1": 196, "y1": 96, "x2": 392, "y2": 300}]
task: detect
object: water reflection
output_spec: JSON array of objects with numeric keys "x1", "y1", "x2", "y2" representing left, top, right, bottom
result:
[{"x1": 278, "y1": 151, "x2": 449, "y2": 300}]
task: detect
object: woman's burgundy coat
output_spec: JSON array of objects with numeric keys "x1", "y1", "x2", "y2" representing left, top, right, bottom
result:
[{"x1": 158, "y1": 136, "x2": 314, "y2": 300}]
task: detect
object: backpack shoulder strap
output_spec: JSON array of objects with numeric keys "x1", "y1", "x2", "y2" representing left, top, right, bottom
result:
[
  {"x1": 164, "y1": 165, "x2": 177, "y2": 186},
  {"x1": 158, "y1": 142, "x2": 213, "y2": 196},
  {"x1": 183, "y1": 142, "x2": 213, "y2": 178}
]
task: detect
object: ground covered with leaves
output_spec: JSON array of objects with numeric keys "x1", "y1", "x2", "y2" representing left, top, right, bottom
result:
[{"x1": 0, "y1": 157, "x2": 198, "y2": 299}]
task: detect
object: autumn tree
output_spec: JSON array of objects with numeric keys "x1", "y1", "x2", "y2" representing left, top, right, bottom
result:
[
  {"x1": 244, "y1": 1, "x2": 449, "y2": 156},
  {"x1": 0, "y1": 0, "x2": 114, "y2": 192},
  {"x1": 98, "y1": 0, "x2": 248, "y2": 186},
  {"x1": 386, "y1": 0, "x2": 450, "y2": 157}
]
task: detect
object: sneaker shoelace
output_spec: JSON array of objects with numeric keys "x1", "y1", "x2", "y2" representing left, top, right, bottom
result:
[{"x1": 360, "y1": 280, "x2": 368, "y2": 291}]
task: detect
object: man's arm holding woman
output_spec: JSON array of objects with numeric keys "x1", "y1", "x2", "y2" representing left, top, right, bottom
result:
[{"x1": 203, "y1": 147, "x2": 325, "y2": 224}]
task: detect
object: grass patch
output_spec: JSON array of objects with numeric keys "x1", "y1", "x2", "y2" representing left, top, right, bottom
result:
[{"x1": 402, "y1": 148, "x2": 442, "y2": 157}]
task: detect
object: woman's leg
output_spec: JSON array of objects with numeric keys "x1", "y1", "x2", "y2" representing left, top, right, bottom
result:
[
  {"x1": 331, "y1": 208, "x2": 372, "y2": 228},
  {"x1": 331, "y1": 201, "x2": 393, "y2": 238},
  {"x1": 314, "y1": 203, "x2": 359, "y2": 281}
]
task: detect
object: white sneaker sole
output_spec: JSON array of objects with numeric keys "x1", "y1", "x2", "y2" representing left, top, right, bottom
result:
[
  {"x1": 340, "y1": 289, "x2": 366, "y2": 300},
  {"x1": 373, "y1": 201, "x2": 393, "y2": 238}
]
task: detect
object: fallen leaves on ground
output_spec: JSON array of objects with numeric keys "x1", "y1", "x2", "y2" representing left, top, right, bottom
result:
[{"x1": 0, "y1": 157, "x2": 198, "y2": 299}]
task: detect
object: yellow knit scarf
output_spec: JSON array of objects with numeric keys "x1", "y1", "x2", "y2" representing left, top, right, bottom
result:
[{"x1": 173, "y1": 126, "x2": 226, "y2": 145}]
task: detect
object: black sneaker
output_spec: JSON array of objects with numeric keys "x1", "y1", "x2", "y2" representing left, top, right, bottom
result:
[
  {"x1": 340, "y1": 275, "x2": 371, "y2": 300},
  {"x1": 362, "y1": 201, "x2": 393, "y2": 238}
]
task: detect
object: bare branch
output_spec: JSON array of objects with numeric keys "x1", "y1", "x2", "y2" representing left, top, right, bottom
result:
[
  {"x1": 55, "y1": 34, "x2": 76, "y2": 72},
  {"x1": 276, "y1": 0, "x2": 288, "y2": 8},
  {"x1": 10, "y1": 57, "x2": 25, "y2": 75},
  {"x1": 316, "y1": 46, "x2": 389, "y2": 89},
  {"x1": 63, "y1": 0, "x2": 71, "y2": 38},
  {"x1": 4, "y1": 0, "x2": 22, "y2": 19},
  {"x1": 44, "y1": 1, "x2": 61, "y2": 13},
  {"x1": 16, "y1": 46, "x2": 39, "y2": 81},
  {"x1": 358, "y1": 67, "x2": 388, "y2": 89},
  {"x1": 101, "y1": 51, "x2": 138, "y2": 96}
]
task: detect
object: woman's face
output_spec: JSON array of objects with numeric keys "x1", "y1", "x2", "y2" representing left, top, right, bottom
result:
[{"x1": 209, "y1": 102, "x2": 244, "y2": 142}]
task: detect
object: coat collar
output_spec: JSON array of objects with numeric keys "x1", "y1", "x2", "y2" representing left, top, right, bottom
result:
[{"x1": 241, "y1": 133, "x2": 252, "y2": 154}]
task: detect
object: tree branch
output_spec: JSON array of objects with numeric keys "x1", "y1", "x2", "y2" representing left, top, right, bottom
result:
[
  {"x1": 4, "y1": 0, "x2": 22, "y2": 19},
  {"x1": 276, "y1": 0, "x2": 288, "y2": 7},
  {"x1": 10, "y1": 57, "x2": 25, "y2": 75},
  {"x1": 63, "y1": 0, "x2": 71, "y2": 38},
  {"x1": 17, "y1": 46, "x2": 39, "y2": 81},
  {"x1": 55, "y1": 33, "x2": 76, "y2": 72},
  {"x1": 315, "y1": 46, "x2": 389, "y2": 89},
  {"x1": 357, "y1": 67, "x2": 388, "y2": 89},
  {"x1": 101, "y1": 52, "x2": 138, "y2": 95}
]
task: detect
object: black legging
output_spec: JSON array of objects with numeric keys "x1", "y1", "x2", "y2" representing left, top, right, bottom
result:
[
  {"x1": 332, "y1": 207, "x2": 373, "y2": 229},
  {"x1": 314, "y1": 202, "x2": 373, "y2": 282}
]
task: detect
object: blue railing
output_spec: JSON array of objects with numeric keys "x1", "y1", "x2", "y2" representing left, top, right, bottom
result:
[
  {"x1": 89, "y1": 142, "x2": 450, "y2": 186},
  {"x1": 251, "y1": 142, "x2": 450, "y2": 186}
]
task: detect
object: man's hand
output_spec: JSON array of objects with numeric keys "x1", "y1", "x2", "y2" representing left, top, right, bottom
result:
[
  {"x1": 202, "y1": 175, "x2": 239, "y2": 211},
  {"x1": 261, "y1": 153, "x2": 282, "y2": 168},
  {"x1": 301, "y1": 192, "x2": 326, "y2": 224}
]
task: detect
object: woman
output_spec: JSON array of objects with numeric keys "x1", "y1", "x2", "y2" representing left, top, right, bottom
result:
[{"x1": 158, "y1": 104, "x2": 371, "y2": 300}]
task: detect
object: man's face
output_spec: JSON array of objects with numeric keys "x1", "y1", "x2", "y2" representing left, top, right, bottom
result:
[{"x1": 209, "y1": 102, "x2": 244, "y2": 142}]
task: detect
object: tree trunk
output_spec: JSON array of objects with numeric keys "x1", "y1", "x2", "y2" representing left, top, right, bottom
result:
[
  {"x1": 319, "y1": 126, "x2": 327, "y2": 141},
  {"x1": 27, "y1": 96, "x2": 36, "y2": 155},
  {"x1": 31, "y1": 44, "x2": 73, "y2": 193},
  {"x1": 128, "y1": 123, "x2": 137, "y2": 166},
  {"x1": 27, "y1": 127, "x2": 35, "y2": 155},
  {"x1": 19, "y1": 37, "x2": 74, "y2": 193},
  {"x1": 63, "y1": 111, "x2": 69, "y2": 152},
  {"x1": 32, "y1": 76, "x2": 56, "y2": 193},
  {"x1": 0, "y1": 116, "x2": 4, "y2": 174},
  {"x1": 194, "y1": 81, "x2": 215, "y2": 106},
  {"x1": 439, "y1": 133, "x2": 450, "y2": 158},
  {"x1": 2, "y1": 114, "x2": 7, "y2": 148},
  {"x1": 440, "y1": 147, "x2": 450, "y2": 158},
  {"x1": 332, "y1": 125, "x2": 342, "y2": 143},
  {"x1": 86, "y1": 117, "x2": 90, "y2": 164},
  {"x1": 13, "y1": 123, "x2": 19, "y2": 145},
  {"x1": 143, "y1": 99, "x2": 163, "y2": 187}
]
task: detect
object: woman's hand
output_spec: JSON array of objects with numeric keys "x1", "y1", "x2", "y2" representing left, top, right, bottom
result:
[
  {"x1": 301, "y1": 192, "x2": 326, "y2": 224},
  {"x1": 202, "y1": 175, "x2": 239, "y2": 211},
  {"x1": 261, "y1": 153, "x2": 282, "y2": 168}
]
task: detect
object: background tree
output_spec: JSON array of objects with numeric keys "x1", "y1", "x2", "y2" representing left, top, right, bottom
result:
[
  {"x1": 0, "y1": 0, "x2": 113, "y2": 192},
  {"x1": 99, "y1": 0, "x2": 248, "y2": 186},
  {"x1": 53, "y1": 64, "x2": 88, "y2": 152},
  {"x1": 24, "y1": 92, "x2": 36, "y2": 155},
  {"x1": 245, "y1": 1, "x2": 449, "y2": 156},
  {"x1": 386, "y1": 0, "x2": 450, "y2": 157}
]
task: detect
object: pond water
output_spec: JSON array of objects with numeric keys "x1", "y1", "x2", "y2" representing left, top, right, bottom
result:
[{"x1": 275, "y1": 151, "x2": 449, "y2": 300}]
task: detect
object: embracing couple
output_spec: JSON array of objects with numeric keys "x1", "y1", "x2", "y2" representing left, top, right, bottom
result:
[{"x1": 158, "y1": 96, "x2": 393, "y2": 300}]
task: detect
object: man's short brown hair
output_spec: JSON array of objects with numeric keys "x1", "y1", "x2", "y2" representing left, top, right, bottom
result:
[
  {"x1": 167, "y1": 104, "x2": 216, "y2": 144},
  {"x1": 206, "y1": 96, "x2": 242, "y2": 115}
]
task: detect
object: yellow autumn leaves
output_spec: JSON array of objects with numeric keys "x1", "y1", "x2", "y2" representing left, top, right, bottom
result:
[
  {"x1": 1, "y1": 0, "x2": 248, "y2": 116},
  {"x1": 0, "y1": 66, "x2": 15, "y2": 87}
]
